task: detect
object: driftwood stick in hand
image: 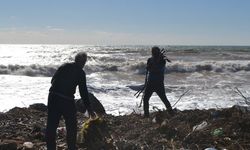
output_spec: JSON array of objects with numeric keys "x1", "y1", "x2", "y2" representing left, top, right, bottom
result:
[
  {"x1": 160, "y1": 48, "x2": 171, "y2": 62},
  {"x1": 134, "y1": 84, "x2": 146, "y2": 97},
  {"x1": 135, "y1": 70, "x2": 148, "y2": 107},
  {"x1": 135, "y1": 88, "x2": 144, "y2": 98},
  {"x1": 134, "y1": 88, "x2": 142, "y2": 96},
  {"x1": 139, "y1": 96, "x2": 143, "y2": 108}
]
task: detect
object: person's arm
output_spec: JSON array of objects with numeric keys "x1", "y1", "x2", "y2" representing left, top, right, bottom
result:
[
  {"x1": 146, "y1": 58, "x2": 150, "y2": 71},
  {"x1": 51, "y1": 65, "x2": 63, "y2": 84},
  {"x1": 78, "y1": 71, "x2": 95, "y2": 117},
  {"x1": 158, "y1": 59, "x2": 166, "y2": 69}
]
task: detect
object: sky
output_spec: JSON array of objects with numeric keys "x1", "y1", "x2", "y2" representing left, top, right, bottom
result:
[{"x1": 0, "y1": 0, "x2": 250, "y2": 45}]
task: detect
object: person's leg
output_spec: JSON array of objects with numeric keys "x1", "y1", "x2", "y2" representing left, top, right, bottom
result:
[
  {"x1": 155, "y1": 85, "x2": 173, "y2": 112},
  {"x1": 46, "y1": 94, "x2": 62, "y2": 150},
  {"x1": 143, "y1": 85, "x2": 154, "y2": 117},
  {"x1": 62, "y1": 100, "x2": 77, "y2": 150}
]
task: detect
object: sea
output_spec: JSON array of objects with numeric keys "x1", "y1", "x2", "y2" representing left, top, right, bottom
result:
[{"x1": 0, "y1": 44, "x2": 250, "y2": 115}]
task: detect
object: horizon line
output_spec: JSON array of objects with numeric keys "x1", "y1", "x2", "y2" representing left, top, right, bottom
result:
[{"x1": 0, "y1": 43, "x2": 250, "y2": 47}]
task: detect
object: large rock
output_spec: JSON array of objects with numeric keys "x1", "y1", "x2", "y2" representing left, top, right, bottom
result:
[
  {"x1": 29, "y1": 103, "x2": 47, "y2": 112},
  {"x1": 75, "y1": 93, "x2": 106, "y2": 115}
]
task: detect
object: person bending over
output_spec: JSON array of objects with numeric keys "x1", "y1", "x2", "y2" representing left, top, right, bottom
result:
[{"x1": 46, "y1": 52, "x2": 95, "y2": 150}]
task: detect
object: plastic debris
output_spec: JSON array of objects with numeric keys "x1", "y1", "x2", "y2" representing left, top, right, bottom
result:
[
  {"x1": 193, "y1": 121, "x2": 208, "y2": 131},
  {"x1": 204, "y1": 148, "x2": 217, "y2": 150},
  {"x1": 23, "y1": 142, "x2": 34, "y2": 149},
  {"x1": 57, "y1": 127, "x2": 66, "y2": 136},
  {"x1": 211, "y1": 128, "x2": 223, "y2": 136}
]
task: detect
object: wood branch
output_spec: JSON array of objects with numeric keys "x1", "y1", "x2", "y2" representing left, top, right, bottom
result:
[
  {"x1": 234, "y1": 87, "x2": 250, "y2": 105},
  {"x1": 235, "y1": 87, "x2": 247, "y2": 99},
  {"x1": 172, "y1": 88, "x2": 191, "y2": 108}
]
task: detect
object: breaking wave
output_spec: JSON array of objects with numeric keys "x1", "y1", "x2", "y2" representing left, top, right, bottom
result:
[
  {"x1": 129, "y1": 61, "x2": 250, "y2": 74},
  {"x1": 1, "y1": 61, "x2": 250, "y2": 77},
  {"x1": 0, "y1": 64, "x2": 58, "y2": 77}
]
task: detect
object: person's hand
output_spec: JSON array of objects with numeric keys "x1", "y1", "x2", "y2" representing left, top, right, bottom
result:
[
  {"x1": 166, "y1": 58, "x2": 171, "y2": 63},
  {"x1": 88, "y1": 110, "x2": 96, "y2": 119}
]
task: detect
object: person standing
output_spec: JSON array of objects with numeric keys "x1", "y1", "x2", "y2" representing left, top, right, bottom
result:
[
  {"x1": 143, "y1": 46, "x2": 173, "y2": 117},
  {"x1": 46, "y1": 52, "x2": 95, "y2": 150}
]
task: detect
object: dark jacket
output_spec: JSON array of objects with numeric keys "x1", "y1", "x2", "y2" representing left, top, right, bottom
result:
[
  {"x1": 49, "y1": 62, "x2": 90, "y2": 107},
  {"x1": 146, "y1": 57, "x2": 166, "y2": 84}
]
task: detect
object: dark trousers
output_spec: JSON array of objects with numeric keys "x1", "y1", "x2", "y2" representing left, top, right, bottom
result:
[
  {"x1": 143, "y1": 82, "x2": 172, "y2": 116},
  {"x1": 46, "y1": 93, "x2": 77, "y2": 150}
]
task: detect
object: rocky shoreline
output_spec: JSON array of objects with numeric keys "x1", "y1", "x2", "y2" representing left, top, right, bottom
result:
[{"x1": 0, "y1": 103, "x2": 250, "y2": 150}]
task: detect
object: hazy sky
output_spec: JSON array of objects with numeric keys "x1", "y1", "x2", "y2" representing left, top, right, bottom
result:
[{"x1": 0, "y1": 0, "x2": 250, "y2": 45}]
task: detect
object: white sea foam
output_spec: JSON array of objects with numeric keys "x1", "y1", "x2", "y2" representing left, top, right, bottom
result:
[
  {"x1": 0, "y1": 75, "x2": 50, "y2": 112},
  {"x1": 0, "y1": 45, "x2": 250, "y2": 114}
]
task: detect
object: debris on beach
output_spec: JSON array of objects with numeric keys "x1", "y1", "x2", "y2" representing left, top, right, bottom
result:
[{"x1": 0, "y1": 104, "x2": 250, "y2": 149}]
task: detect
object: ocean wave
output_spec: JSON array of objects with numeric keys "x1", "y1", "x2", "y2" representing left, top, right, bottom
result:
[
  {"x1": 85, "y1": 65, "x2": 119, "y2": 72},
  {"x1": 128, "y1": 61, "x2": 250, "y2": 74},
  {"x1": 1, "y1": 61, "x2": 250, "y2": 77},
  {"x1": 0, "y1": 64, "x2": 57, "y2": 77},
  {"x1": 88, "y1": 55, "x2": 126, "y2": 64},
  {"x1": 0, "y1": 64, "x2": 120, "y2": 77},
  {"x1": 167, "y1": 62, "x2": 250, "y2": 73},
  {"x1": 127, "y1": 62, "x2": 147, "y2": 74}
]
